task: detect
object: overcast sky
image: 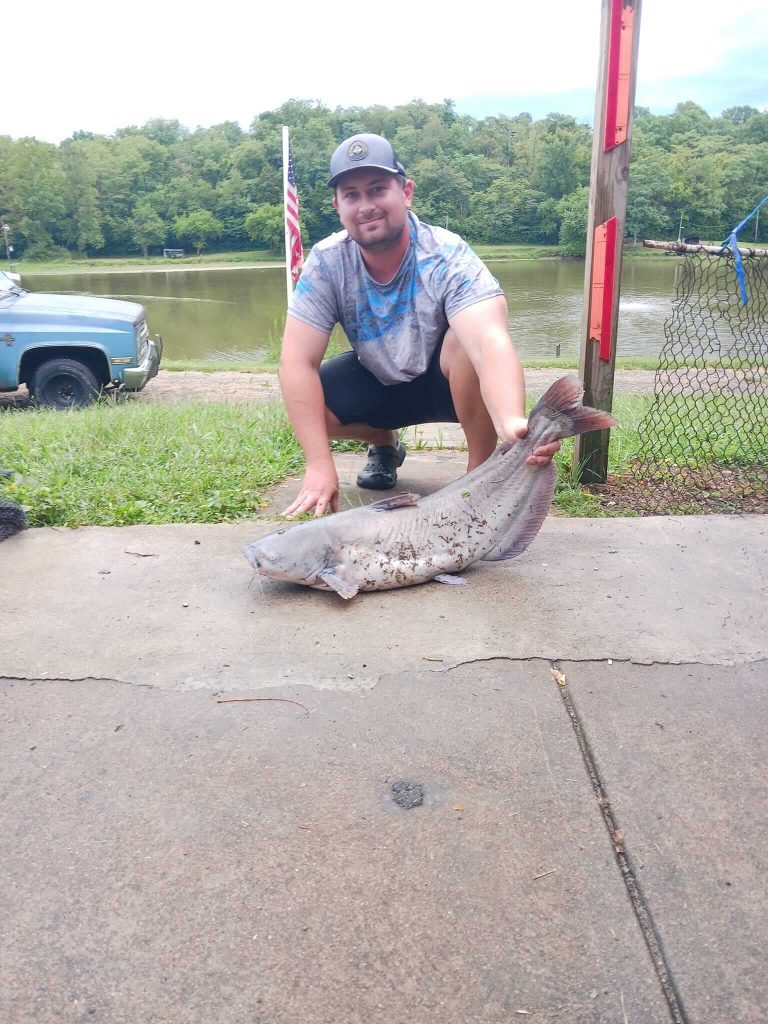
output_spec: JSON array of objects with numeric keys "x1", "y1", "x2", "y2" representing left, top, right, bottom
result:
[{"x1": 6, "y1": 0, "x2": 767, "y2": 143}]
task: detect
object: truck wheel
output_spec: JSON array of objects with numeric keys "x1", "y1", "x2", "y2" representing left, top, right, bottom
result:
[{"x1": 32, "y1": 358, "x2": 101, "y2": 410}]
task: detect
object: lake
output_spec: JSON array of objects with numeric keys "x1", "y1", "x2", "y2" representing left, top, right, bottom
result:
[{"x1": 24, "y1": 256, "x2": 680, "y2": 364}]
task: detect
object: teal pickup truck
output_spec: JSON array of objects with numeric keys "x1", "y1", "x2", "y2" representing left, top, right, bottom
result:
[{"x1": 0, "y1": 271, "x2": 162, "y2": 409}]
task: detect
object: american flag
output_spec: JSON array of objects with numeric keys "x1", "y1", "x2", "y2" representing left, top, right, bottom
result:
[{"x1": 285, "y1": 145, "x2": 303, "y2": 284}]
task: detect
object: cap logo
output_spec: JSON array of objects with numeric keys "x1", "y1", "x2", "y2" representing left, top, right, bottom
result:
[{"x1": 347, "y1": 140, "x2": 369, "y2": 161}]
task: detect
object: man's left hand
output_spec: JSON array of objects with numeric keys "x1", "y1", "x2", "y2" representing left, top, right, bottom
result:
[{"x1": 505, "y1": 417, "x2": 562, "y2": 466}]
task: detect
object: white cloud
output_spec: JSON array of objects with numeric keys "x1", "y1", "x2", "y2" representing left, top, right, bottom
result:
[{"x1": 7, "y1": 0, "x2": 767, "y2": 142}]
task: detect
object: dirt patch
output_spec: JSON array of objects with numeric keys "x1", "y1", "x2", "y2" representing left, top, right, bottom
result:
[{"x1": 589, "y1": 464, "x2": 768, "y2": 516}]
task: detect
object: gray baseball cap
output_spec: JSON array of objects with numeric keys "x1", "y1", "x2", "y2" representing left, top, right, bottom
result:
[{"x1": 328, "y1": 133, "x2": 406, "y2": 188}]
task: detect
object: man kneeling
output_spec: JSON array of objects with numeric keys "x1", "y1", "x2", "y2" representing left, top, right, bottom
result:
[{"x1": 279, "y1": 132, "x2": 559, "y2": 518}]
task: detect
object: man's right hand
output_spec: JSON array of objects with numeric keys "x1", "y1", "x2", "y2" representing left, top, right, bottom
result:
[{"x1": 282, "y1": 463, "x2": 340, "y2": 518}]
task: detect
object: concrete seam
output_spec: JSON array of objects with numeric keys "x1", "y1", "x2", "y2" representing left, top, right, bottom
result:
[{"x1": 551, "y1": 661, "x2": 690, "y2": 1024}]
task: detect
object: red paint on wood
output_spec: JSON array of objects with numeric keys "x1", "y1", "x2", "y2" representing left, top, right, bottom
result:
[
  {"x1": 589, "y1": 217, "x2": 618, "y2": 361},
  {"x1": 600, "y1": 217, "x2": 618, "y2": 360}
]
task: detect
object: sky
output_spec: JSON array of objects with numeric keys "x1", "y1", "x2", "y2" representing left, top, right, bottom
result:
[{"x1": 5, "y1": 0, "x2": 767, "y2": 144}]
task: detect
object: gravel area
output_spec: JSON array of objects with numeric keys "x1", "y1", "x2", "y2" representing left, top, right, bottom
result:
[
  {"x1": 1, "y1": 367, "x2": 657, "y2": 410},
  {"x1": 133, "y1": 367, "x2": 658, "y2": 404}
]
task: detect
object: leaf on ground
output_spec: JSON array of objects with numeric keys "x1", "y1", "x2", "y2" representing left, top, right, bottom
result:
[{"x1": 551, "y1": 667, "x2": 567, "y2": 686}]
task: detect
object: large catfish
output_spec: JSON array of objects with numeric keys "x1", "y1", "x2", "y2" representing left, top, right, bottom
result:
[{"x1": 244, "y1": 376, "x2": 616, "y2": 599}]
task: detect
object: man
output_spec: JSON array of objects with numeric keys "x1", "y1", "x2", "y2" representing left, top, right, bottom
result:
[{"x1": 280, "y1": 133, "x2": 560, "y2": 518}]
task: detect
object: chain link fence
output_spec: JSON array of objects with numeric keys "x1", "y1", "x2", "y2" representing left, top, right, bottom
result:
[{"x1": 614, "y1": 243, "x2": 768, "y2": 514}]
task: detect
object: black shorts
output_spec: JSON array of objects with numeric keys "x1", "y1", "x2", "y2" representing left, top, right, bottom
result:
[{"x1": 319, "y1": 341, "x2": 458, "y2": 430}]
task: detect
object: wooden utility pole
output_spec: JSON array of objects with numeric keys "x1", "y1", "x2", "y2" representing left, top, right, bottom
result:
[{"x1": 574, "y1": 0, "x2": 642, "y2": 483}]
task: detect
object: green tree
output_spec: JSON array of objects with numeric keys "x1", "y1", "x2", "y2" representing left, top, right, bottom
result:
[
  {"x1": 9, "y1": 139, "x2": 68, "y2": 258},
  {"x1": 533, "y1": 125, "x2": 591, "y2": 200},
  {"x1": 410, "y1": 150, "x2": 472, "y2": 230},
  {"x1": 720, "y1": 106, "x2": 760, "y2": 127},
  {"x1": 62, "y1": 142, "x2": 104, "y2": 256},
  {"x1": 140, "y1": 118, "x2": 190, "y2": 147},
  {"x1": 626, "y1": 147, "x2": 675, "y2": 240},
  {"x1": 215, "y1": 171, "x2": 253, "y2": 247},
  {"x1": 469, "y1": 174, "x2": 544, "y2": 243},
  {"x1": 558, "y1": 187, "x2": 590, "y2": 257},
  {"x1": 174, "y1": 210, "x2": 223, "y2": 254},
  {"x1": 130, "y1": 200, "x2": 166, "y2": 256},
  {"x1": 244, "y1": 204, "x2": 284, "y2": 253}
]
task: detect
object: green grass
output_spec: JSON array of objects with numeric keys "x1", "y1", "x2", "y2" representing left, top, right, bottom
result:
[
  {"x1": 10, "y1": 241, "x2": 674, "y2": 277},
  {"x1": 1, "y1": 394, "x2": 653, "y2": 526},
  {"x1": 0, "y1": 401, "x2": 305, "y2": 527},
  {"x1": 11, "y1": 249, "x2": 283, "y2": 275},
  {"x1": 161, "y1": 358, "x2": 283, "y2": 374},
  {"x1": 551, "y1": 395, "x2": 650, "y2": 516},
  {"x1": 472, "y1": 243, "x2": 562, "y2": 261},
  {"x1": 4, "y1": 391, "x2": 759, "y2": 526},
  {"x1": 160, "y1": 356, "x2": 662, "y2": 374}
]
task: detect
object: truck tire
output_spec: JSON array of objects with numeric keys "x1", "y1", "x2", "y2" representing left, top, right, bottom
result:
[{"x1": 32, "y1": 358, "x2": 101, "y2": 410}]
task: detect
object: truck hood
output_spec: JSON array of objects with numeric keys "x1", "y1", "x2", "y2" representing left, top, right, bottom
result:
[{"x1": 2, "y1": 290, "x2": 145, "y2": 326}]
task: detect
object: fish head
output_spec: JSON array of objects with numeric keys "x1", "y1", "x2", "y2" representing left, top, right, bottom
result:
[{"x1": 244, "y1": 523, "x2": 333, "y2": 587}]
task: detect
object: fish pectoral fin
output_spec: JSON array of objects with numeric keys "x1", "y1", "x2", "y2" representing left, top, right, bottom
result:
[
  {"x1": 318, "y1": 568, "x2": 359, "y2": 600},
  {"x1": 433, "y1": 573, "x2": 468, "y2": 586},
  {"x1": 368, "y1": 492, "x2": 421, "y2": 511}
]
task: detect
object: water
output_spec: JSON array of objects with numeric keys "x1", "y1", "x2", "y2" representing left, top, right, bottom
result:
[{"x1": 23, "y1": 255, "x2": 680, "y2": 364}]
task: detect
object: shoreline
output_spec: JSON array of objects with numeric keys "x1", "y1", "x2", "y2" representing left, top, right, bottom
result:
[{"x1": 14, "y1": 261, "x2": 284, "y2": 277}]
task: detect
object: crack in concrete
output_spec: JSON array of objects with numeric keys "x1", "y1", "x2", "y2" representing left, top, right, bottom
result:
[
  {"x1": 0, "y1": 675, "x2": 151, "y2": 688},
  {"x1": 551, "y1": 660, "x2": 689, "y2": 1024},
  {"x1": 436, "y1": 654, "x2": 768, "y2": 672}
]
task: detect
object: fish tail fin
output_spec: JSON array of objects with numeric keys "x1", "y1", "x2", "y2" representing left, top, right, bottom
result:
[{"x1": 529, "y1": 375, "x2": 617, "y2": 441}]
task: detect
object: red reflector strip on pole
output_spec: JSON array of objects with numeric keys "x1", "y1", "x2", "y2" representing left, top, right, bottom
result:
[
  {"x1": 589, "y1": 217, "x2": 618, "y2": 361},
  {"x1": 604, "y1": 0, "x2": 635, "y2": 150}
]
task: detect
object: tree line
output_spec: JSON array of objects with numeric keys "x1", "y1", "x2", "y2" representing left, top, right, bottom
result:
[{"x1": 1, "y1": 98, "x2": 766, "y2": 261}]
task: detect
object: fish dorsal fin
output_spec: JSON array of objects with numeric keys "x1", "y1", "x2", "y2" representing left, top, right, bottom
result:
[
  {"x1": 318, "y1": 567, "x2": 359, "y2": 600},
  {"x1": 368, "y1": 492, "x2": 420, "y2": 511}
]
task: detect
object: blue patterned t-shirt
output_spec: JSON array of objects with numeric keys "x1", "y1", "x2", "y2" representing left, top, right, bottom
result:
[{"x1": 288, "y1": 213, "x2": 503, "y2": 385}]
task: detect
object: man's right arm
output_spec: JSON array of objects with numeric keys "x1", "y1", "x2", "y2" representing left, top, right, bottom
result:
[{"x1": 279, "y1": 314, "x2": 339, "y2": 517}]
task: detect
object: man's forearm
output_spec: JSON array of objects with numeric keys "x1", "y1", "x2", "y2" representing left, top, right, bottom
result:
[
  {"x1": 279, "y1": 362, "x2": 334, "y2": 466},
  {"x1": 477, "y1": 335, "x2": 527, "y2": 437}
]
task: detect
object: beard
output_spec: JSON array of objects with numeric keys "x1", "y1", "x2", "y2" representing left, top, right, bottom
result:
[{"x1": 350, "y1": 218, "x2": 407, "y2": 253}]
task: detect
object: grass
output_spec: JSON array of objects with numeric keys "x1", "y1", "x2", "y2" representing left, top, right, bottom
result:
[
  {"x1": 471, "y1": 243, "x2": 561, "y2": 261},
  {"x1": 11, "y1": 249, "x2": 283, "y2": 275},
  {"x1": 0, "y1": 402, "x2": 306, "y2": 527},
  {"x1": 551, "y1": 395, "x2": 650, "y2": 516},
  {"x1": 12, "y1": 242, "x2": 672, "y2": 276},
  {"x1": 4, "y1": 390, "x2": 759, "y2": 526},
  {"x1": 160, "y1": 355, "x2": 663, "y2": 374},
  {"x1": 2, "y1": 394, "x2": 655, "y2": 527},
  {"x1": 161, "y1": 358, "x2": 283, "y2": 374}
]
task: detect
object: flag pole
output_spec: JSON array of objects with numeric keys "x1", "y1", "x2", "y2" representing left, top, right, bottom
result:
[{"x1": 282, "y1": 126, "x2": 293, "y2": 306}]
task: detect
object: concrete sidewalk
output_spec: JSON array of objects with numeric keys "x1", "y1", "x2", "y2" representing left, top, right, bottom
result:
[{"x1": 1, "y1": 452, "x2": 767, "y2": 1023}]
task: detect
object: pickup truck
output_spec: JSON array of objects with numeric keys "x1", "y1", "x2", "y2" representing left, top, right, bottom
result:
[{"x1": 0, "y1": 271, "x2": 162, "y2": 409}]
